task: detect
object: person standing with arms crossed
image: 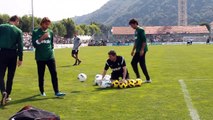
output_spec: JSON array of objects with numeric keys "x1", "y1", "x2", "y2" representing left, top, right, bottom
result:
[
  {"x1": 32, "y1": 17, "x2": 65, "y2": 97},
  {"x1": 72, "y1": 31, "x2": 82, "y2": 66},
  {"x1": 129, "y1": 19, "x2": 151, "y2": 83},
  {"x1": 0, "y1": 15, "x2": 23, "y2": 106}
]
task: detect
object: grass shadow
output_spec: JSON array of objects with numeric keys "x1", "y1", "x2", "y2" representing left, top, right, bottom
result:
[
  {"x1": 71, "y1": 91, "x2": 82, "y2": 94},
  {"x1": 93, "y1": 87, "x2": 117, "y2": 92},
  {"x1": 6, "y1": 94, "x2": 63, "y2": 106},
  {"x1": 0, "y1": 105, "x2": 7, "y2": 110},
  {"x1": 58, "y1": 65, "x2": 72, "y2": 68},
  {"x1": 93, "y1": 86, "x2": 143, "y2": 92}
]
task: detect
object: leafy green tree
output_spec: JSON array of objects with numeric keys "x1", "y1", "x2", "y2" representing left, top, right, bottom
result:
[
  {"x1": 0, "y1": 14, "x2": 104, "y2": 37},
  {"x1": 19, "y1": 15, "x2": 32, "y2": 32},
  {"x1": 52, "y1": 22, "x2": 66, "y2": 37},
  {"x1": 79, "y1": 24, "x2": 90, "y2": 35},
  {"x1": 88, "y1": 24, "x2": 101, "y2": 35},
  {"x1": 34, "y1": 17, "x2": 42, "y2": 29},
  {"x1": 51, "y1": 23, "x2": 58, "y2": 34},
  {"x1": 0, "y1": 14, "x2": 10, "y2": 24},
  {"x1": 95, "y1": 23, "x2": 111, "y2": 36},
  {"x1": 75, "y1": 25, "x2": 85, "y2": 35},
  {"x1": 61, "y1": 18, "x2": 75, "y2": 38}
]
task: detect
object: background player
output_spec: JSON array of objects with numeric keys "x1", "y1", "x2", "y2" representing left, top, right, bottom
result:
[
  {"x1": 72, "y1": 31, "x2": 82, "y2": 66},
  {"x1": 102, "y1": 50, "x2": 129, "y2": 82}
]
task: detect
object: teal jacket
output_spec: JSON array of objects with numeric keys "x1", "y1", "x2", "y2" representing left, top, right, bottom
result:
[
  {"x1": 0, "y1": 23, "x2": 23, "y2": 61},
  {"x1": 32, "y1": 28, "x2": 54, "y2": 61}
]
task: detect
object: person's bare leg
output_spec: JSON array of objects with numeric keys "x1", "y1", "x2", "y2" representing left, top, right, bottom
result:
[
  {"x1": 72, "y1": 54, "x2": 78, "y2": 66},
  {"x1": 76, "y1": 54, "x2": 81, "y2": 65}
]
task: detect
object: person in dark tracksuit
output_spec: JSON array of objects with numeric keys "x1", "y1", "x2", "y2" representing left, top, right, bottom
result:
[
  {"x1": 0, "y1": 15, "x2": 23, "y2": 106},
  {"x1": 129, "y1": 19, "x2": 151, "y2": 83},
  {"x1": 32, "y1": 17, "x2": 65, "y2": 97}
]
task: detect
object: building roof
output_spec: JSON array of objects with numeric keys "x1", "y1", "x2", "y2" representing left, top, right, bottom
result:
[{"x1": 112, "y1": 26, "x2": 209, "y2": 35}]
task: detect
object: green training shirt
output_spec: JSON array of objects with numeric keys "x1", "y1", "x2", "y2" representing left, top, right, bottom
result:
[
  {"x1": 134, "y1": 26, "x2": 148, "y2": 53},
  {"x1": 32, "y1": 28, "x2": 54, "y2": 61},
  {"x1": 0, "y1": 23, "x2": 23, "y2": 61}
]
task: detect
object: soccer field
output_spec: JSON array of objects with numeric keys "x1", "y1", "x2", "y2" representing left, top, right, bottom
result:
[{"x1": 0, "y1": 45, "x2": 213, "y2": 120}]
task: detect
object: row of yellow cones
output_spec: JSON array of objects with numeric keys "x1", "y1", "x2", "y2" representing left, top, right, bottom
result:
[{"x1": 112, "y1": 79, "x2": 143, "y2": 89}]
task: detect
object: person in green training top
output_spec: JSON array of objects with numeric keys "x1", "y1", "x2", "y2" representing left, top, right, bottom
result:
[
  {"x1": 129, "y1": 19, "x2": 151, "y2": 83},
  {"x1": 0, "y1": 15, "x2": 23, "y2": 106},
  {"x1": 32, "y1": 17, "x2": 65, "y2": 97}
]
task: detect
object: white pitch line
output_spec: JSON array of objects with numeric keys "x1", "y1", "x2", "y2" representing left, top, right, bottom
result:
[{"x1": 179, "y1": 80, "x2": 200, "y2": 120}]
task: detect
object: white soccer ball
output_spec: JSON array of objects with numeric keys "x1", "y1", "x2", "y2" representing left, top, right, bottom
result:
[
  {"x1": 94, "y1": 74, "x2": 103, "y2": 86},
  {"x1": 99, "y1": 80, "x2": 112, "y2": 89},
  {"x1": 95, "y1": 74, "x2": 102, "y2": 80},
  {"x1": 78, "y1": 73, "x2": 87, "y2": 82},
  {"x1": 103, "y1": 75, "x2": 111, "y2": 81}
]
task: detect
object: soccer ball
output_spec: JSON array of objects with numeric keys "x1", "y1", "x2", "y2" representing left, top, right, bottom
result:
[
  {"x1": 112, "y1": 80, "x2": 119, "y2": 88},
  {"x1": 95, "y1": 74, "x2": 102, "y2": 80},
  {"x1": 127, "y1": 79, "x2": 136, "y2": 88},
  {"x1": 99, "y1": 80, "x2": 112, "y2": 88},
  {"x1": 78, "y1": 73, "x2": 87, "y2": 82},
  {"x1": 119, "y1": 82, "x2": 128, "y2": 89},
  {"x1": 103, "y1": 75, "x2": 111, "y2": 81},
  {"x1": 94, "y1": 74, "x2": 103, "y2": 85},
  {"x1": 135, "y1": 79, "x2": 143, "y2": 87}
]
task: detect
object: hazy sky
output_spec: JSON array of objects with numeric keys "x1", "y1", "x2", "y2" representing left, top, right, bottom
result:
[{"x1": 0, "y1": 0, "x2": 109, "y2": 21}]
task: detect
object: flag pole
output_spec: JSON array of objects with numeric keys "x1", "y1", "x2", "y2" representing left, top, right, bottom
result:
[{"x1": 31, "y1": 0, "x2": 34, "y2": 31}]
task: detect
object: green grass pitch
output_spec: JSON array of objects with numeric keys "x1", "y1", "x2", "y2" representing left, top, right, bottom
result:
[{"x1": 0, "y1": 45, "x2": 213, "y2": 120}]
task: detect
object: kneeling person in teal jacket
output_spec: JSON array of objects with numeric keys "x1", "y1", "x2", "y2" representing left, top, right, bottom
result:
[{"x1": 32, "y1": 17, "x2": 65, "y2": 97}]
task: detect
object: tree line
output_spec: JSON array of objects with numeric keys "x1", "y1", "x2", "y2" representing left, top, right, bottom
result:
[{"x1": 0, "y1": 14, "x2": 111, "y2": 38}]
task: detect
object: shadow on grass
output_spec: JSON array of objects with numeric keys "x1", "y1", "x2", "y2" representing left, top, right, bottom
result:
[
  {"x1": 93, "y1": 87, "x2": 118, "y2": 92},
  {"x1": 58, "y1": 65, "x2": 72, "y2": 68},
  {"x1": 71, "y1": 91, "x2": 82, "y2": 94},
  {"x1": 0, "y1": 105, "x2": 7, "y2": 110},
  {"x1": 6, "y1": 94, "x2": 64, "y2": 106},
  {"x1": 93, "y1": 86, "x2": 141, "y2": 92}
]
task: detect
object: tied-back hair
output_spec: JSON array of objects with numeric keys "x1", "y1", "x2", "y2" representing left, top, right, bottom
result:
[
  {"x1": 129, "y1": 18, "x2": 139, "y2": 25},
  {"x1": 40, "y1": 17, "x2": 51, "y2": 25},
  {"x1": 9, "y1": 15, "x2": 19, "y2": 22}
]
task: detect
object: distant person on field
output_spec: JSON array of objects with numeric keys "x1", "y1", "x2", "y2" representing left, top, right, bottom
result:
[
  {"x1": 102, "y1": 50, "x2": 129, "y2": 82},
  {"x1": 0, "y1": 15, "x2": 23, "y2": 106},
  {"x1": 187, "y1": 40, "x2": 193, "y2": 45},
  {"x1": 206, "y1": 37, "x2": 210, "y2": 44},
  {"x1": 129, "y1": 19, "x2": 151, "y2": 83},
  {"x1": 72, "y1": 31, "x2": 82, "y2": 66},
  {"x1": 32, "y1": 17, "x2": 65, "y2": 97}
]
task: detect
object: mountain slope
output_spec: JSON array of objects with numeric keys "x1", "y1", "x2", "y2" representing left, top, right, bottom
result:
[{"x1": 73, "y1": 0, "x2": 213, "y2": 26}]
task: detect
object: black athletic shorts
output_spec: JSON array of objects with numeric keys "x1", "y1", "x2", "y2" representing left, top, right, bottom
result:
[
  {"x1": 111, "y1": 70, "x2": 129, "y2": 80},
  {"x1": 72, "y1": 50, "x2": 79, "y2": 55}
]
